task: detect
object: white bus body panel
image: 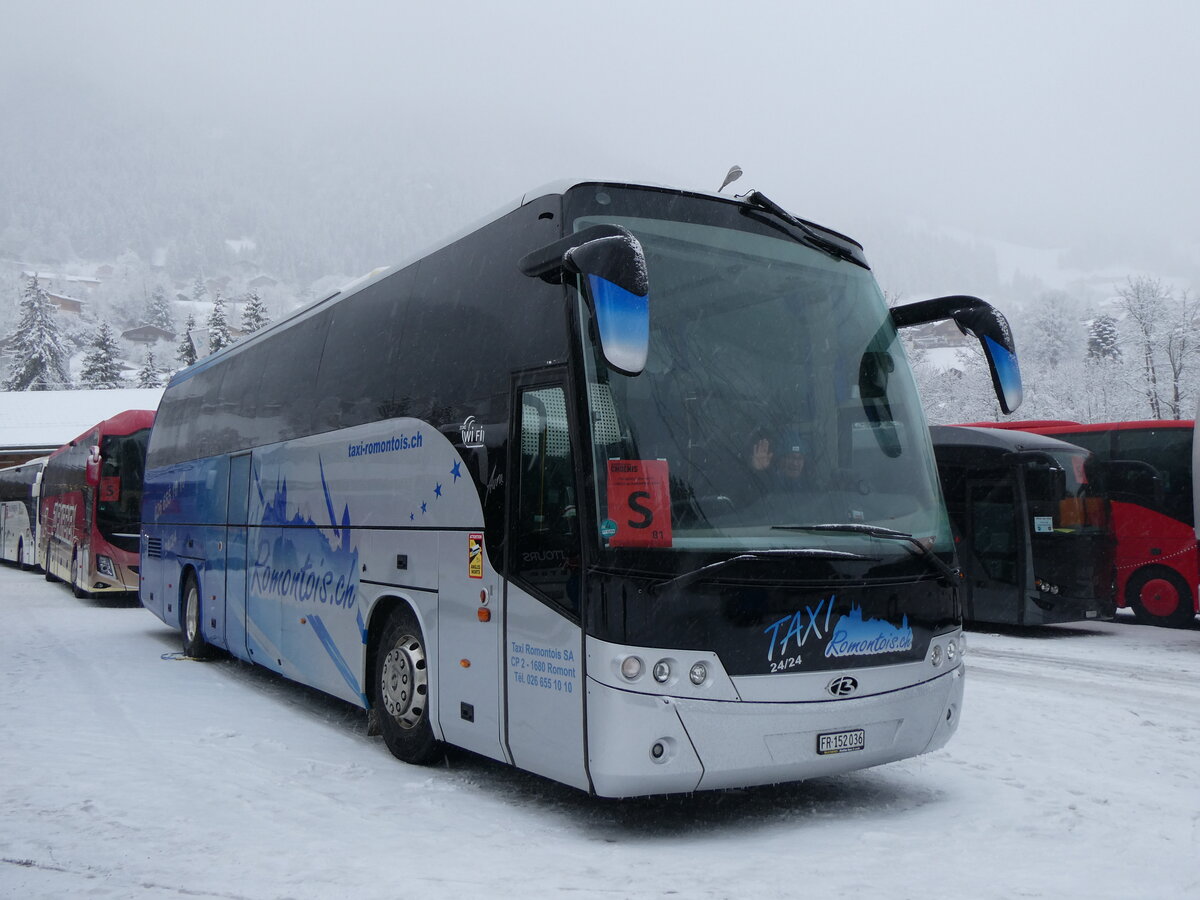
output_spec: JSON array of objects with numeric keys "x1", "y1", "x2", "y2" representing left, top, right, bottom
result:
[
  {"x1": 586, "y1": 657, "x2": 964, "y2": 798},
  {"x1": 504, "y1": 584, "x2": 588, "y2": 791}
]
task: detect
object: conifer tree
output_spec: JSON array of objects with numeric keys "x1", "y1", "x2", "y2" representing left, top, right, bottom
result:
[
  {"x1": 3, "y1": 274, "x2": 71, "y2": 391},
  {"x1": 137, "y1": 350, "x2": 161, "y2": 388},
  {"x1": 207, "y1": 290, "x2": 231, "y2": 353},
  {"x1": 240, "y1": 289, "x2": 270, "y2": 334},
  {"x1": 145, "y1": 285, "x2": 176, "y2": 332},
  {"x1": 191, "y1": 274, "x2": 207, "y2": 304},
  {"x1": 1087, "y1": 315, "x2": 1121, "y2": 361},
  {"x1": 177, "y1": 313, "x2": 198, "y2": 367},
  {"x1": 80, "y1": 322, "x2": 123, "y2": 389}
]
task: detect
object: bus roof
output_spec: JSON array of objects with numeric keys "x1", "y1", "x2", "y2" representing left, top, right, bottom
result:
[
  {"x1": 168, "y1": 179, "x2": 865, "y2": 390},
  {"x1": 931, "y1": 424, "x2": 1092, "y2": 454},
  {"x1": 45, "y1": 409, "x2": 156, "y2": 461},
  {"x1": 958, "y1": 419, "x2": 1193, "y2": 433}
]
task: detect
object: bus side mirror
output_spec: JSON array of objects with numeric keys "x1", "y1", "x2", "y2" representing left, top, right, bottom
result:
[
  {"x1": 85, "y1": 445, "x2": 102, "y2": 487},
  {"x1": 892, "y1": 295, "x2": 1023, "y2": 414},
  {"x1": 520, "y1": 224, "x2": 650, "y2": 377}
]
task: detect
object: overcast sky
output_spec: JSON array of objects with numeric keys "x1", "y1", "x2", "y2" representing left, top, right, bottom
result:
[{"x1": 4, "y1": 0, "x2": 1198, "y2": 276}]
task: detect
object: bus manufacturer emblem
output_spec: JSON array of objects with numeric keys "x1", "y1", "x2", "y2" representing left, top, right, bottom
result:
[{"x1": 826, "y1": 675, "x2": 859, "y2": 697}]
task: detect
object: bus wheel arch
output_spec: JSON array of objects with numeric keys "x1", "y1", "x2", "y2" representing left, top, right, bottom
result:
[
  {"x1": 1126, "y1": 565, "x2": 1195, "y2": 628},
  {"x1": 43, "y1": 544, "x2": 55, "y2": 582},
  {"x1": 370, "y1": 598, "x2": 443, "y2": 766},
  {"x1": 16, "y1": 539, "x2": 25, "y2": 571},
  {"x1": 180, "y1": 568, "x2": 214, "y2": 658}
]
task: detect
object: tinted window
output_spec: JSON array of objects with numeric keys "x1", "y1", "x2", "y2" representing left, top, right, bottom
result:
[
  {"x1": 313, "y1": 270, "x2": 412, "y2": 432},
  {"x1": 255, "y1": 312, "x2": 330, "y2": 444},
  {"x1": 1113, "y1": 428, "x2": 1193, "y2": 525}
]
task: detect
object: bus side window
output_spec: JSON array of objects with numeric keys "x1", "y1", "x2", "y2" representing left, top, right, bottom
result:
[{"x1": 513, "y1": 386, "x2": 581, "y2": 614}]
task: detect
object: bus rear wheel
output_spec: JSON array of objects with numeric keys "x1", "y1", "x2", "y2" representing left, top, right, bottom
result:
[
  {"x1": 1127, "y1": 566, "x2": 1196, "y2": 628},
  {"x1": 16, "y1": 539, "x2": 26, "y2": 571},
  {"x1": 44, "y1": 547, "x2": 56, "y2": 582},
  {"x1": 181, "y1": 574, "x2": 214, "y2": 658},
  {"x1": 374, "y1": 606, "x2": 442, "y2": 766}
]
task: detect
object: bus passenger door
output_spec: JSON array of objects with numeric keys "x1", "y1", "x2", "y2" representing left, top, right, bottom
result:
[
  {"x1": 223, "y1": 453, "x2": 252, "y2": 659},
  {"x1": 502, "y1": 380, "x2": 589, "y2": 792},
  {"x1": 965, "y1": 476, "x2": 1026, "y2": 624}
]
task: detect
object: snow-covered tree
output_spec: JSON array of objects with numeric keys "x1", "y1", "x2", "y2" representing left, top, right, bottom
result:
[
  {"x1": 207, "y1": 290, "x2": 231, "y2": 353},
  {"x1": 191, "y1": 274, "x2": 207, "y2": 304},
  {"x1": 144, "y1": 285, "x2": 175, "y2": 332},
  {"x1": 240, "y1": 289, "x2": 270, "y2": 334},
  {"x1": 177, "y1": 313, "x2": 198, "y2": 367},
  {"x1": 137, "y1": 350, "x2": 162, "y2": 388},
  {"x1": 1087, "y1": 315, "x2": 1121, "y2": 361},
  {"x1": 3, "y1": 275, "x2": 71, "y2": 391},
  {"x1": 80, "y1": 322, "x2": 124, "y2": 389},
  {"x1": 1117, "y1": 275, "x2": 1170, "y2": 419},
  {"x1": 1162, "y1": 289, "x2": 1200, "y2": 420}
]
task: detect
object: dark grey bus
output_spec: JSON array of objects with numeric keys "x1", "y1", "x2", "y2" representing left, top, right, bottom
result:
[{"x1": 931, "y1": 425, "x2": 1116, "y2": 626}]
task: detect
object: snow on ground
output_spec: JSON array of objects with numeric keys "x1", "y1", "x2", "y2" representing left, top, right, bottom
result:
[{"x1": 1, "y1": 565, "x2": 1197, "y2": 900}]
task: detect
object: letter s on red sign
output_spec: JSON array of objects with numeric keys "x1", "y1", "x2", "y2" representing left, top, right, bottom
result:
[{"x1": 606, "y1": 460, "x2": 672, "y2": 547}]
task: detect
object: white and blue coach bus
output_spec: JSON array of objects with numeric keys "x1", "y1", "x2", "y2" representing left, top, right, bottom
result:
[
  {"x1": 0, "y1": 456, "x2": 47, "y2": 569},
  {"x1": 139, "y1": 180, "x2": 1022, "y2": 797}
]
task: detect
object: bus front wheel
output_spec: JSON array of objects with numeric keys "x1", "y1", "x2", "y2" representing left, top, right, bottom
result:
[
  {"x1": 1127, "y1": 566, "x2": 1196, "y2": 629},
  {"x1": 374, "y1": 606, "x2": 442, "y2": 766},
  {"x1": 43, "y1": 547, "x2": 56, "y2": 582},
  {"x1": 71, "y1": 550, "x2": 89, "y2": 599},
  {"x1": 181, "y1": 574, "x2": 214, "y2": 659}
]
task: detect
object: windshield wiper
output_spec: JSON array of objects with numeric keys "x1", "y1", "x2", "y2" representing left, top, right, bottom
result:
[
  {"x1": 770, "y1": 523, "x2": 960, "y2": 583},
  {"x1": 739, "y1": 190, "x2": 869, "y2": 269},
  {"x1": 649, "y1": 548, "x2": 876, "y2": 596}
]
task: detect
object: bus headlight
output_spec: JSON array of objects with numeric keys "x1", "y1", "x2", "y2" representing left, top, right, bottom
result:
[
  {"x1": 931, "y1": 644, "x2": 944, "y2": 668},
  {"x1": 688, "y1": 662, "x2": 707, "y2": 685},
  {"x1": 652, "y1": 660, "x2": 671, "y2": 683},
  {"x1": 947, "y1": 640, "x2": 958, "y2": 663},
  {"x1": 96, "y1": 555, "x2": 116, "y2": 578},
  {"x1": 620, "y1": 656, "x2": 644, "y2": 681}
]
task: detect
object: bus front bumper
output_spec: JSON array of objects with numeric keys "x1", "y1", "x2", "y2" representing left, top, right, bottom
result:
[{"x1": 585, "y1": 664, "x2": 964, "y2": 798}]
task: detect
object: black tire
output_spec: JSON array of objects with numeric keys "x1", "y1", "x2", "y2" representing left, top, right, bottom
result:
[
  {"x1": 181, "y1": 573, "x2": 214, "y2": 658},
  {"x1": 71, "y1": 550, "x2": 89, "y2": 599},
  {"x1": 16, "y1": 539, "x2": 27, "y2": 571},
  {"x1": 1126, "y1": 566, "x2": 1196, "y2": 628},
  {"x1": 374, "y1": 606, "x2": 442, "y2": 765},
  {"x1": 43, "y1": 546, "x2": 56, "y2": 582}
]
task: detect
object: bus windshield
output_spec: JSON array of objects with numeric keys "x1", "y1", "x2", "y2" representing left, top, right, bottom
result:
[
  {"x1": 570, "y1": 188, "x2": 950, "y2": 573},
  {"x1": 97, "y1": 427, "x2": 151, "y2": 550},
  {"x1": 1022, "y1": 448, "x2": 1109, "y2": 533}
]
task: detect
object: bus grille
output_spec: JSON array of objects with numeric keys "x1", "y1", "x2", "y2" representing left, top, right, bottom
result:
[{"x1": 146, "y1": 538, "x2": 163, "y2": 559}]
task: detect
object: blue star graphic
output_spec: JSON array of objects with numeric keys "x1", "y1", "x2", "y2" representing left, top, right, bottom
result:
[
  {"x1": 421, "y1": 502, "x2": 427, "y2": 514},
  {"x1": 434, "y1": 483, "x2": 442, "y2": 498},
  {"x1": 450, "y1": 460, "x2": 462, "y2": 482},
  {"x1": 410, "y1": 512, "x2": 415, "y2": 522}
]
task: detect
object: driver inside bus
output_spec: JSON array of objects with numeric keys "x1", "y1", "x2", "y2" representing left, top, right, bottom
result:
[{"x1": 749, "y1": 427, "x2": 808, "y2": 488}]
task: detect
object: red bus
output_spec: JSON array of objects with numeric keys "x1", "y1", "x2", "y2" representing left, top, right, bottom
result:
[
  {"x1": 961, "y1": 420, "x2": 1197, "y2": 628},
  {"x1": 38, "y1": 409, "x2": 155, "y2": 598}
]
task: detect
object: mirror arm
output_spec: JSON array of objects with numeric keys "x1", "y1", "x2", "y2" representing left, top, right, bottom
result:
[
  {"x1": 891, "y1": 295, "x2": 991, "y2": 330},
  {"x1": 518, "y1": 224, "x2": 635, "y2": 283}
]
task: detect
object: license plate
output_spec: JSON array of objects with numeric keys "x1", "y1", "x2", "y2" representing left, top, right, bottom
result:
[{"x1": 818, "y1": 728, "x2": 865, "y2": 755}]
